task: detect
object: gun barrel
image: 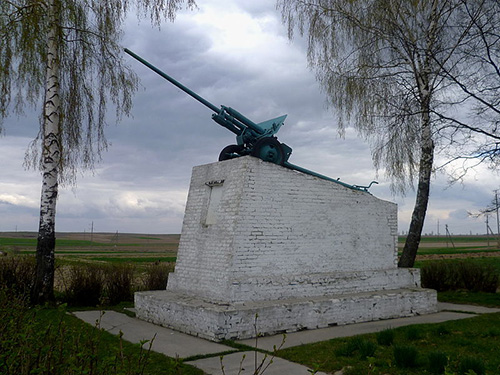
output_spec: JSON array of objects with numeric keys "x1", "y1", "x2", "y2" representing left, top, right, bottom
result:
[{"x1": 124, "y1": 48, "x2": 220, "y2": 114}]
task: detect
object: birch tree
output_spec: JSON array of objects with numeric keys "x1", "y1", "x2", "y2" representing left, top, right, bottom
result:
[
  {"x1": 277, "y1": 0, "x2": 479, "y2": 267},
  {"x1": 0, "y1": 0, "x2": 194, "y2": 304},
  {"x1": 435, "y1": 0, "x2": 500, "y2": 172}
]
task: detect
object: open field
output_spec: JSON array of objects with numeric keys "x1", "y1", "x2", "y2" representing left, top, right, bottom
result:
[
  {"x1": 1, "y1": 232, "x2": 499, "y2": 262},
  {"x1": 0, "y1": 231, "x2": 180, "y2": 264},
  {"x1": 1, "y1": 232, "x2": 500, "y2": 264},
  {"x1": 398, "y1": 235, "x2": 500, "y2": 260}
]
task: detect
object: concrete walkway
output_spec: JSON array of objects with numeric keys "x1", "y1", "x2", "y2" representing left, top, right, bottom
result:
[{"x1": 73, "y1": 302, "x2": 500, "y2": 375}]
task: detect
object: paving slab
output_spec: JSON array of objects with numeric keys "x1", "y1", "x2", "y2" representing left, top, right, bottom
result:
[
  {"x1": 72, "y1": 310, "x2": 233, "y2": 359},
  {"x1": 73, "y1": 302, "x2": 500, "y2": 375},
  {"x1": 438, "y1": 302, "x2": 500, "y2": 314},
  {"x1": 189, "y1": 351, "x2": 328, "y2": 375},
  {"x1": 236, "y1": 302, "x2": 500, "y2": 351}
]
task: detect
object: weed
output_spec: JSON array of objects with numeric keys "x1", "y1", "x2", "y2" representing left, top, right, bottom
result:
[
  {"x1": 335, "y1": 337, "x2": 362, "y2": 357},
  {"x1": 358, "y1": 340, "x2": 377, "y2": 359},
  {"x1": 342, "y1": 365, "x2": 364, "y2": 375},
  {"x1": 458, "y1": 356, "x2": 486, "y2": 375},
  {"x1": 0, "y1": 287, "x2": 200, "y2": 375},
  {"x1": 220, "y1": 314, "x2": 287, "y2": 375},
  {"x1": 393, "y1": 344, "x2": 419, "y2": 368},
  {"x1": 435, "y1": 325, "x2": 451, "y2": 336},
  {"x1": 426, "y1": 351, "x2": 448, "y2": 374},
  {"x1": 376, "y1": 328, "x2": 395, "y2": 346},
  {"x1": 482, "y1": 328, "x2": 500, "y2": 337},
  {"x1": 405, "y1": 326, "x2": 423, "y2": 341}
]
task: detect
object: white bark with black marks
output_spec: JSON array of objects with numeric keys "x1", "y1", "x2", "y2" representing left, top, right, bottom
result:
[{"x1": 32, "y1": 0, "x2": 61, "y2": 304}]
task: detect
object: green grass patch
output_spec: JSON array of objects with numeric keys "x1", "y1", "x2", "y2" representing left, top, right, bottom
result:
[
  {"x1": 89, "y1": 257, "x2": 177, "y2": 263},
  {"x1": 410, "y1": 247, "x2": 500, "y2": 255},
  {"x1": 277, "y1": 313, "x2": 500, "y2": 375},
  {"x1": 398, "y1": 236, "x2": 499, "y2": 243},
  {"x1": 438, "y1": 290, "x2": 500, "y2": 307},
  {"x1": 19, "y1": 250, "x2": 170, "y2": 255}
]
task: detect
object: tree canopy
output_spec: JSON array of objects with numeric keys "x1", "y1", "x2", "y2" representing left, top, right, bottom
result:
[
  {"x1": 277, "y1": 0, "x2": 497, "y2": 266},
  {"x1": 0, "y1": 0, "x2": 194, "y2": 303},
  {"x1": 0, "y1": 0, "x2": 194, "y2": 182}
]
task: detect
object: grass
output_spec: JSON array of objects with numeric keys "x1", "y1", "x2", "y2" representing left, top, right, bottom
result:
[
  {"x1": 398, "y1": 235, "x2": 500, "y2": 243},
  {"x1": 89, "y1": 257, "x2": 177, "y2": 263},
  {"x1": 0, "y1": 237, "x2": 108, "y2": 247},
  {"x1": 277, "y1": 313, "x2": 500, "y2": 374},
  {"x1": 0, "y1": 292, "x2": 203, "y2": 375},
  {"x1": 412, "y1": 247, "x2": 500, "y2": 255},
  {"x1": 438, "y1": 290, "x2": 500, "y2": 307}
]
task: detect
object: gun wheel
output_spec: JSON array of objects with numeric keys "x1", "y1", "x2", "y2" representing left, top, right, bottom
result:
[
  {"x1": 219, "y1": 144, "x2": 244, "y2": 161},
  {"x1": 251, "y1": 137, "x2": 285, "y2": 165}
]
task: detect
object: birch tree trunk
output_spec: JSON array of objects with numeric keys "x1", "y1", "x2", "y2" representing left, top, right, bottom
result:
[
  {"x1": 399, "y1": 111, "x2": 434, "y2": 267},
  {"x1": 31, "y1": 0, "x2": 61, "y2": 305},
  {"x1": 398, "y1": 0, "x2": 438, "y2": 268}
]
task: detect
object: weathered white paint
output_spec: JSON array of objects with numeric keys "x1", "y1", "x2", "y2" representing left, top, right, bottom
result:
[{"x1": 135, "y1": 156, "x2": 437, "y2": 341}]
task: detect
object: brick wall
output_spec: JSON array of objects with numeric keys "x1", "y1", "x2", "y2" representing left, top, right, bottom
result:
[{"x1": 167, "y1": 156, "x2": 402, "y2": 303}]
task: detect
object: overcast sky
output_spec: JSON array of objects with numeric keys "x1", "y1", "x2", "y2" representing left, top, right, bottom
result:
[{"x1": 1, "y1": 0, "x2": 500, "y2": 235}]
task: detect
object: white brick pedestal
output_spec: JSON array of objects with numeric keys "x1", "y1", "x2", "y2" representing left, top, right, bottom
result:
[{"x1": 135, "y1": 156, "x2": 437, "y2": 341}]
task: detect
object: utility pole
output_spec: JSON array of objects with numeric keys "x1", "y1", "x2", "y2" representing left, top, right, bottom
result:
[
  {"x1": 90, "y1": 221, "x2": 94, "y2": 248},
  {"x1": 495, "y1": 189, "x2": 500, "y2": 248},
  {"x1": 486, "y1": 215, "x2": 491, "y2": 248}
]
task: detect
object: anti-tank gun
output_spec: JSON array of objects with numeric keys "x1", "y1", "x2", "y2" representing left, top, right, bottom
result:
[
  {"x1": 125, "y1": 48, "x2": 291, "y2": 165},
  {"x1": 124, "y1": 49, "x2": 377, "y2": 192}
]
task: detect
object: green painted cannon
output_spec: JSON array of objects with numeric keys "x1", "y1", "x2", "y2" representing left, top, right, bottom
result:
[
  {"x1": 125, "y1": 48, "x2": 291, "y2": 166},
  {"x1": 125, "y1": 49, "x2": 377, "y2": 192}
]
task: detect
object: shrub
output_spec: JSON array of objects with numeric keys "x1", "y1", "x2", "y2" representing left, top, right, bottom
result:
[
  {"x1": 142, "y1": 262, "x2": 174, "y2": 290},
  {"x1": 421, "y1": 261, "x2": 461, "y2": 291},
  {"x1": 458, "y1": 261, "x2": 498, "y2": 293},
  {"x1": 458, "y1": 356, "x2": 486, "y2": 375},
  {"x1": 393, "y1": 345, "x2": 418, "y2": 368},
  {"x1": 104, "y1": 263, "x2": 135, "y2": 305},
  {"x1": 427, "y1": 351, "x2": 448, "y2": 374},
  {"x1": 421, "y1": 260, "x2": 499, "y2": 293},
  {"x1": 376, "y1": 328, "x2": 395, "y2": 346},
  {"x1": 64, "y1": 263, "x2": 105, "y2": 306},
  {"x1": 0, "y1": 255, "x2": 36, "y2": 297}
]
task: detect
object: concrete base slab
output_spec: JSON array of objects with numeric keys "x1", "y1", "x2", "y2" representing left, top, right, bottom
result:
[{"x1": 135, "y1": 287, "x2": 437, "y2": 341}]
